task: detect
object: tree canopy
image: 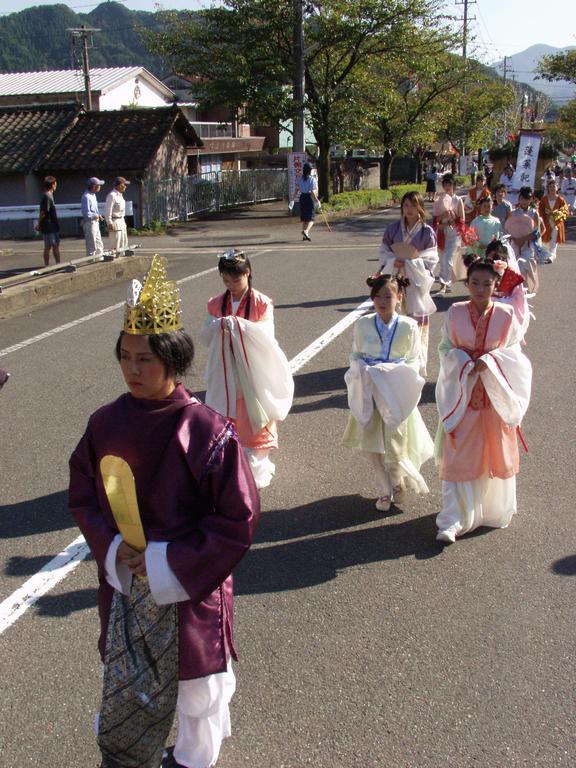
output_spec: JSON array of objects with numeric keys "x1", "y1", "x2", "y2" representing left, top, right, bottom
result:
[
  {"x1": 145, "y1": 0, "x2": 519, "y2": 197},
  {"x1": 537, "y1": 50, "x2": 576, "y2": 85}
]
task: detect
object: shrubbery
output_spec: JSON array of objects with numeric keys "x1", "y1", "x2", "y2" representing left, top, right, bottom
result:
[{"x1": 323, "y1": 184, "x2": 426, "y2": 213}]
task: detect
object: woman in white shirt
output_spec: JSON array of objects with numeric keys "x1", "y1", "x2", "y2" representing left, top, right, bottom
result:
[{"x1": 298, "y1": 162, "x2": 321, "y2": 241}]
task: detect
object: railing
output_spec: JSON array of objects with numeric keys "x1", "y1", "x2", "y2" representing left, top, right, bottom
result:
[
  {"x1": 144, "y1": 169, "x2": 288, "y2": 224},
  {"x1": 0, "y1": 201, "x2": 133, "y2": 221},
  {"x1": 190, "y1": 122, "x2": 234, "y2": 138}
]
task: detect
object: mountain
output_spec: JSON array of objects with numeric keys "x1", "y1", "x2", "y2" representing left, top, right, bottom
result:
[
  {"x1": 491, "y1": 44, "x2": 576, "y2": 104},
  {"x1": 0, "y1": 2, "x2": 168, "y2": 76}
]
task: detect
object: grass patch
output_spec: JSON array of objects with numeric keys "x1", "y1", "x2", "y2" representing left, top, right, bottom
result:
[
  {"x1": 323, "y1": 184, "x2": 426, "y2": 213},
  {"x1": 128, "y1": 219, "x2": 169, "y2": 236}
]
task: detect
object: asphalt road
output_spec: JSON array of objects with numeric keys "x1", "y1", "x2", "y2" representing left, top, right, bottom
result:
[{"x1": 0, "y1": 207, "x2": 574, "y2": 768}]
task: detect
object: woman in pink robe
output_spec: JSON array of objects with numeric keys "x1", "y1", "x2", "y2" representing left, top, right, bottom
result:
[
  {"x1": 435, "y1": 256, "x2": 532, "y2": 543},
  {"x1": 201, "y1": 249, "x2": 293, "y2": 489}
]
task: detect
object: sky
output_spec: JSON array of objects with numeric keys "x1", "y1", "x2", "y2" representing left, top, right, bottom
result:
[{"x1": 1, "y1": 0, "x2": 575, "y2": 60}]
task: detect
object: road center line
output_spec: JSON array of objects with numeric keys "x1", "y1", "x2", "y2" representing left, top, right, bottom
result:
[{"x1": 0, "y1": 285, "x2": 372, "y2": 636}]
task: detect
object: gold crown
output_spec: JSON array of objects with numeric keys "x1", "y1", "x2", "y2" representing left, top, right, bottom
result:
[{"x1": 124, "y1": 255, "x2": 182, "y2": 335}]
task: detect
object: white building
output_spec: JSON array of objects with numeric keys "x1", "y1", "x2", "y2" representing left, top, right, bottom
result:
[{"x1": 0, "y1": 67, "x2": 174, "y2": 111}]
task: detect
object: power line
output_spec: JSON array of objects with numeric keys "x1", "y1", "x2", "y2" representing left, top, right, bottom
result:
[{"x1": 66, "y1": 24, "x2": 100, "y2": 109}]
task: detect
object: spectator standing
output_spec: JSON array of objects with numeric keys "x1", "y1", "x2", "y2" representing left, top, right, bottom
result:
[
  {"x1": 335, "y1": 161, "x2": 345, "y2": 194},
  {"x1": 560, "y1": 166, "x2": 576, "y2": 213},
  {"x1": 298, "y1": 162, "x2": 320, "y2": 241},
  {"x1": 105, "y1": 177, "x2": 130, "y2": 258},
  {"x1": 81, "y1": 176, "x2": 105, "y2": 258},
  {"x1": 469, "y1": 158, "x2": 478, "y2": 185},
  {"x1": 353, "y1": 162, "x2": 365, "y2": 191},
  {"x1": 424, "y1": 167, "x2": 438, "y2": 202},
  {"x1": 36, "y1": 176, "x2": 60, "y2": 266}
]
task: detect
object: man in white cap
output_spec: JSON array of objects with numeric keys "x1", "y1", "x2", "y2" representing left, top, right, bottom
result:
[
  {"x1": 105, "y1": 176, "x2": 131, "y2": 258},
  {"x1": 81, "y1": 176, "x2": 105, "y2": 258}
]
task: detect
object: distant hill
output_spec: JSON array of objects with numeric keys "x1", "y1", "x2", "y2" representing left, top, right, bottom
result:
[
  {"x1": 0, "y1": 2, "x2": 168, "y2": 75},
  {"x1": 491, "y1": 44, "x2": 576, "y2": 104}
]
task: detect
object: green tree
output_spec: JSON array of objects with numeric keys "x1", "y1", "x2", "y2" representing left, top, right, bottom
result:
[
  {"x1": 438, "y1": 63, "x2": 515, "y2": 163},
  {"x1": 145, "y1": 0, "x2": 449, "y2": 200},
  {"x1": 537, "y1": 50, "x2": 576, "y2": 85},
  {"x1": 357, "y1": 45, "x2": 468, "y2": 188}
]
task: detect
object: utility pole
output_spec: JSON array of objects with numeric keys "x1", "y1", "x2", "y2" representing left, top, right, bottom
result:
[
  {"x1": 67, "y1": 25, "x2": 100, "y2": 110},
  {"x1": 292, "y1": 0, "x2": 305, "y2": 154},
  {"x1": 455, "y1": 0, "x2": 475, "y2": 176}
]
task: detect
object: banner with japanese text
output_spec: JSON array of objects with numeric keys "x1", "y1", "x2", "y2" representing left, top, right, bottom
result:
[
  {"x1": 287, "y1": 152, "x2": 308, "y2": 205},
  {"x1": 512, "y1": 132, "x2": 543, "y2": 194}
]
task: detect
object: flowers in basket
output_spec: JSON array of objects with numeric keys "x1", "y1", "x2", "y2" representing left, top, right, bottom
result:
[
  {"x1": 456, "y1": 223, "x2": 479, "y2": 248},
  {"x1": 551, "y1": 206, "x2": 569, "y2": 224}
]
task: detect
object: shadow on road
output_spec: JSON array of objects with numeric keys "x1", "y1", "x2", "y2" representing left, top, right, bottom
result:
[
  {"x1": 275, "y1": 295, "x2": 367, "y2": 310},
  {"x1": 295, "y1": 366, "x2": 348, "y2": 395},
  {"x1": 0, "y1": 491, "x2": 72, "y2": 539},
  {"x1": 35, "y1": 587, "x2": 98, "y2": 617},
  {"x1": 235, "y1": 495, "x2": 441, "y2": 595},
  {"x1": 551, "y1": 554, "x2": 576, "y2": 576}
]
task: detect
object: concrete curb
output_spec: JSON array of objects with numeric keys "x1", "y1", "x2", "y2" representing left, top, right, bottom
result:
[{"x1": 0, "y1": 254, "x2": 152, "y2": 319}]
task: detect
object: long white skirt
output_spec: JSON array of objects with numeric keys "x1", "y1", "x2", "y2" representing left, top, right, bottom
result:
[{"x1": 436, "y1": 476, "x2": 516, "y2": 538}]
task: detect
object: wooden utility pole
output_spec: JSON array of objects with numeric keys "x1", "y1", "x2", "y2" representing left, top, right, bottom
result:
[
  {"x1": 66, "y1": 25, "x2": 100, "y2": 110},
  {"x1": 292, "y1": 0, "x2": 306, "y2": 154},
  {"x1": 455, "y1": 0, "x2": 475, "y2": 175}
]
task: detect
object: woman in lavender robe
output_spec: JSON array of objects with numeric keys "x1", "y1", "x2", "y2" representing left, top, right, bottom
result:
[
  {"x1": 69, "y1": 262, "x2": 260, "y2": 768},
  {"x1": 379, "y1": 190, "x2": 438, "y2": 376}
]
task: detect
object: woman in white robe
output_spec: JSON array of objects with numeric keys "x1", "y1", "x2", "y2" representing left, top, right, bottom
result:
[
  {"x1": 343, "y1": 273, "x2": 434, "y2": 512},
  {"x1": 379, "y1": 190, "x2": 438, "y2": 376}
]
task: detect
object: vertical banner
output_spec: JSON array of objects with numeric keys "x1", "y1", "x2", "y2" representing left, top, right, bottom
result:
[
  {"x1": 512, "y1": 132, "x2": 543, "y2": 197},
  {"x1": 287, "y1": 152, "x2": 308, "y2": 207}
]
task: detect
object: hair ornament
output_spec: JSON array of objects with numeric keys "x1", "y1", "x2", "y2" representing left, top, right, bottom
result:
[
  {"x1": 218, "y1": 248, "x2": 246, "y2": 264},
  {"x1": 366, "y1": 272, "x2": 410, "y2": 289},
  {"x1": 366, "y1": 271, "x2": 385, "y2": 286}
]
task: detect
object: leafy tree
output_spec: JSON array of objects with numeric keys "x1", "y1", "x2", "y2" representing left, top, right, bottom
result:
[
  {"x1": 545, "y1": 101, "x2": 576, "y2": 148},
  {"x1": 537, "y1": 50, "x2": 576, "y2": 85},
  {"x1": 145, "y1": 0, "x2": 450, "y2": 200},
  {"x1": 357, "y1": 43, "x2": 468, "y2": 187},
  {"x1": 438, "y1": 62, "x2": 515, "y2": 164}
]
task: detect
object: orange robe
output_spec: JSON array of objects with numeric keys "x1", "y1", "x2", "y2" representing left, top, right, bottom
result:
[{"x1": 538, "y1": 194, "x2": 569, "y2": 244}]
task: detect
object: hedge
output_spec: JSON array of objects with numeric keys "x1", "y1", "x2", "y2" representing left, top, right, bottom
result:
[{"x1": 323, "y1": 184, "x2": 426, "y2": 213}]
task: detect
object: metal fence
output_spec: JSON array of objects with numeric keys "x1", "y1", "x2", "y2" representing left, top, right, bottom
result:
[{"x1": 144, "y1": 169, "x2": 288, "y2": 225}]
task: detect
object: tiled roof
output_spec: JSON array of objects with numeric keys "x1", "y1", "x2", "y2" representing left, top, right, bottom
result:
[
  {"x1": 0, "y1": 67, "x2": 173, "y2": 98},
  {"x1": 39, "y1": 106, "x2": 201, "y2": 172},
  {"x1": 0, "y1": 104, "x2": 79, "y2": 173}
]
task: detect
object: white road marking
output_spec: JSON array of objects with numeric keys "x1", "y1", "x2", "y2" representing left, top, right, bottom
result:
[
  {"x1": 0, "y1": 264, "x2": 229, "y2": 359},
  {"x1": 0, "y1": 244, "x2": 378, "y2": 360},
  {"x1": 288, "y1": 298, "x2": 372, "y2": 373},
  {"x1": 0, "y1": 536, "x2": 89, "y2": 635},
  {"x1": 0, "y1": 295, "x2": 372, "y2": 635}
]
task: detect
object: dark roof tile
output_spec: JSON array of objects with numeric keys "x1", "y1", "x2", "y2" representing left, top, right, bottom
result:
[
  {"x1": 39, "y1": 106, "x2": 201, "y2": 172},
  {"x1": 0, "y1": 104, "x2": 79, "y2": 174}
]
